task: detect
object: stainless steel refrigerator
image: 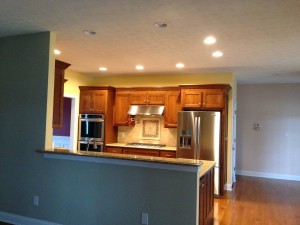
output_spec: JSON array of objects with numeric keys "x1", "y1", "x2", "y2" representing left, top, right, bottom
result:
[{"x1": 177, "y1": 111, "x2": 221, "y2": 195}]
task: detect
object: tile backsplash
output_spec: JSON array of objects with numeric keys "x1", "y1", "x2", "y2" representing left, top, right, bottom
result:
[{"x1": 117, "y1": 116, "x2": 177, "y2": 147}]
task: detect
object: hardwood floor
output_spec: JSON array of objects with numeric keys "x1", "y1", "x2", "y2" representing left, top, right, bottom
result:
[{"x1": 214, "y1": 175, "x2": 300, "y2": 225}]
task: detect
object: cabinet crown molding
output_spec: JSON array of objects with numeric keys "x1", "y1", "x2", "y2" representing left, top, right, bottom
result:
[{"x1": 179, "y1": 84, "x2": 231, "y2": 90}]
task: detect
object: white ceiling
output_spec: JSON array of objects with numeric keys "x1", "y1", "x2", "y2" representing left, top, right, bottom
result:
[{"x1": 1, "y1": 0, "x2": 300, "y2": 84}]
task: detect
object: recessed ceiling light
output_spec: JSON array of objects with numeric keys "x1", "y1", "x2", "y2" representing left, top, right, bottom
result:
[
  {"x1": 204, "y1": 36, "x2": 216, "y2": 45},
  {"x1": 54, "y1": 49, "x2": 61, "y2": 55},
  {"x1": 212, "y1": 51, "x2": 223, "y2": 57},
  {"x1": 154, "y1": 22, "x2": 167, "y2": 29},
  {"x1": 136, "y1": 65, "x2": 144, "y2": 70},
  {"x1": 83, "y1": 30, "x2": 96, "y2": 36},
  {"x1": 176, "y1": 63, "x2": 185, "y2": 68},
  {"x1": 99, "y1": 67, "x2": 107, "y2": 71}
]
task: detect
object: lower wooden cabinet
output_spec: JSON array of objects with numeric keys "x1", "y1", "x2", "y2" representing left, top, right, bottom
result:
[
  {"x1": 199, "y1": 167, "x2": 214, "y2": 225},
  {"x1": 105, "y1": 146, "x2": 176, "y2": 158},
  {"x1": 106, "y1": 147, "x2": 123, "y2": 154},
  {"x1": 159, "y1": 151, "x2": 176, "y2": 158},
  {"x1": 122, "y1": 148, "x2": 160, "y2": 157}
]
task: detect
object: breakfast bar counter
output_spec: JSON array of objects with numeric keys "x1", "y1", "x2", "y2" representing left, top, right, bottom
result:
[
  {"x1": 39, "y1": 149, "x2": 203, "y2": 173},
  {"x1": 38, "y1": 149, "x2": 215, "y2": 225}
]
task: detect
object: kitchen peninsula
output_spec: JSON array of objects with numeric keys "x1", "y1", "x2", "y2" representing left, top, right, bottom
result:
[{"x1": 39, "y1": 149, "x2": 215, "y2": 225}]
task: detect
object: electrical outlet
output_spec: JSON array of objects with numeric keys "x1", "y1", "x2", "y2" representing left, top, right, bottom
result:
[
  {"x1": 33, "y1": 195, "x2": 39, "y2": 206},
  {"x1": 141, "y1": 212, "x2": 148, "y2": 225}
]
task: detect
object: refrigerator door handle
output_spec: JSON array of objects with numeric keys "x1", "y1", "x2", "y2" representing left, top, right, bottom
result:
[
  {"x1": 197, "y1": 116, "x2": 201, "y2": 159},
  {"x1": 194, "y1": 117, "x2": 198, "y2": 158}
]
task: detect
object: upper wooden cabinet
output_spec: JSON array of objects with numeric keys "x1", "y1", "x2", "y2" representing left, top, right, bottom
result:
[
  {"x1": 52, "y1": 60, "x2": 70, "y2": 129},
  {"x1": 130, "y1": 91, "x2": 165, "y2": 105},
  {"x1": 79, "y1": 86, "x2": 117, "y2": 145},
  {"x1": 113, "y1": 90, "x2": 132, "y2": 126},
  {"x1": 79, "y1": 87, "x2": 109, "y2": 114},
  {"x1": 180, "y1": 85, "x2": 230, "y2": 110},
  {"x1": 164, "y1": 90, "x2": 181, "y2": 128}
]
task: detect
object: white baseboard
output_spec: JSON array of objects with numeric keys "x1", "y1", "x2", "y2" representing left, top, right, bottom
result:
[
  {"x1": 236, "y1": 170, "x2": 300, "y2": 181},
  {"x1": 224, "y1": 183, "x2": 233, "y2": 191},
  {"x1": 0, "y1": 211, "x2": 61, "y2": 225}
]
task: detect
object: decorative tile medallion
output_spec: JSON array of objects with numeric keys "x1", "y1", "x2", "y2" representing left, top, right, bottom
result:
[{"x1": 141, "y1": 118, "x2": 160, "y2": 140}]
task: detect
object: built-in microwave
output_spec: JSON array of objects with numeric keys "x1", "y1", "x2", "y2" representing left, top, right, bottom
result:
[{"x1": 78, "y1": 114, "x2": 105, "y2": 142}]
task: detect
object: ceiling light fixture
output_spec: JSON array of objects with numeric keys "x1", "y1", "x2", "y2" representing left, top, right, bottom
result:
[
  {"x1": 99, "y1": 67, "x2": 107, "y2": 71},
  {"x1": 83, "y1": 30, "x2": 96, "y2": 36},
  {"x1": 212, "y1": 51, "x2": 223, "y2": 57},
  {"x1": 54, "y1": 49, "x2": 61, "y2": 55},
  {"x1": 154, "y1": 22, "x2": 167, "y2": 29},
  {"x1": 176, "y1": 63, "x2": 185, "y2": 68},
  {"x1": 136, "y1": 65, "x2": 144, "y2": 70},
  {"x1": 204, "y1": 36, "x2": 216, "y2": 45}
]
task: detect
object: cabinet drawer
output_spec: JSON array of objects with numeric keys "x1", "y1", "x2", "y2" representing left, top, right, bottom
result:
[
  {"x1": 106, "y1": 147, "x2": 123, "y2": 153},
  {"x1": 123, "y1": 148, "x2": 160, "y2": 157},
  {"x1": 159, "y1": 151, "x2": 176, "y2": 158}
]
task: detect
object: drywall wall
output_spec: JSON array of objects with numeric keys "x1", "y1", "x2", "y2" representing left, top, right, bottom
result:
[
  {"x1": 236, "y1": 84, "x2": 300, "y2": 180},
  {"x1": 93, "y1": 73, "x2": 233, "y2": 87},
  {"x1": 0, "y1": 32, "x2": 199, "y2": 225}
]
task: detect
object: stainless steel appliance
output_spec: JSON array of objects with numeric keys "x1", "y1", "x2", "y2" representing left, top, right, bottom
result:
[
  {"x1": 78, "y1": 114, "x2": 105, "y2": 152},
  {"x1": 128, "y1": 105, "x2": 164, "y2": 116},
  {"x1": 78, "y1": 140, "x2": 104, "y2": 152},
  {"x1": 177, "y1": 111, "x2": 221, "y2": 195}
]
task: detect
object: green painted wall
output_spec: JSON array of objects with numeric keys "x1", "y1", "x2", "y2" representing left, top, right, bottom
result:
[{"x1": 0, "y1": 33, "x2": 199, "y2": 225}]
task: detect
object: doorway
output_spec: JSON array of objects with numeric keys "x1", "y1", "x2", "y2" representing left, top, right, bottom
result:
[{"x1": 52, "y1": 95, "x2": 78, "y2": 151}]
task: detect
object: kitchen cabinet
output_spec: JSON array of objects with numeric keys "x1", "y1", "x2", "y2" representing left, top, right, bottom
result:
[
  {"x1": 79, "y1": 89, "x2": 107, "y2": 114},
  {"x1": 113, "y1": 90, "x2": 133, "y2": 126},
  {"x1": 159, "y1": 151, "x2": 176, "y2": 158},
  {"x1": 52, "y1": 60, "x2": 70, "y2": 129},
  {"x1": 123, "y1": 148, "x2": 160, "y2": 157},
  {"x1": 105, "y1": 146, "x2": 175, "y2": 157},
  {"x1": 164, "y1": 90, "x2": 181, "y2": 128},
  {"x1": 79, "y1": 86, "x2": 117, "y2": 145},
  {"x1": 199, "y1": 166, "x2": 214, "y2": 225},
  {"x1": 181, "y1": 88, "x2": 224, "y2": 109},
  {"x1": 106, "y1": 147, "x2": 123, "y2": 154},
  {"x1": 130, "y1": 91, "x2": 165, "y2": 105}
]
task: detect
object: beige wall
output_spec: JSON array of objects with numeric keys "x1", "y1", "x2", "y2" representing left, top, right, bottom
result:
[
  {"x1": 64, "y1": 69, "x2": 96, "y2": 96},
  {"x1": 93, "y1": 73, "x2": 233, "y2": 87},
  {"x1": 236, "y1": 84, "x2": 300, "y2": 180},
  {"x1": 65, "y1": 72, "x2": 237, "y2": 188}
]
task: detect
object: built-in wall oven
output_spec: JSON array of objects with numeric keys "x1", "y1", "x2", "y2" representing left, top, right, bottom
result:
[{"x1": 78, "y1": 114, "x2": 105, "y2": 152}]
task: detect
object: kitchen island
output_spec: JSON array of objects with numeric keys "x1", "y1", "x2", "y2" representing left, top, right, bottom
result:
[{"x1": 39, "y1": 149, "x2": 215, "y2": 225}]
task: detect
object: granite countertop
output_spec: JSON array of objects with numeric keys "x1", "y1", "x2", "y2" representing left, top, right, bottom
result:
[
  {"x1": 106, "y1": 143, "x2": 177, "y2": 151},
  {"x1": 40, "y1": 149, "x2": 202, "y2": 167},
  {"x1": 198, "y1": 160, "x2": 216, "y2": 177}
]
